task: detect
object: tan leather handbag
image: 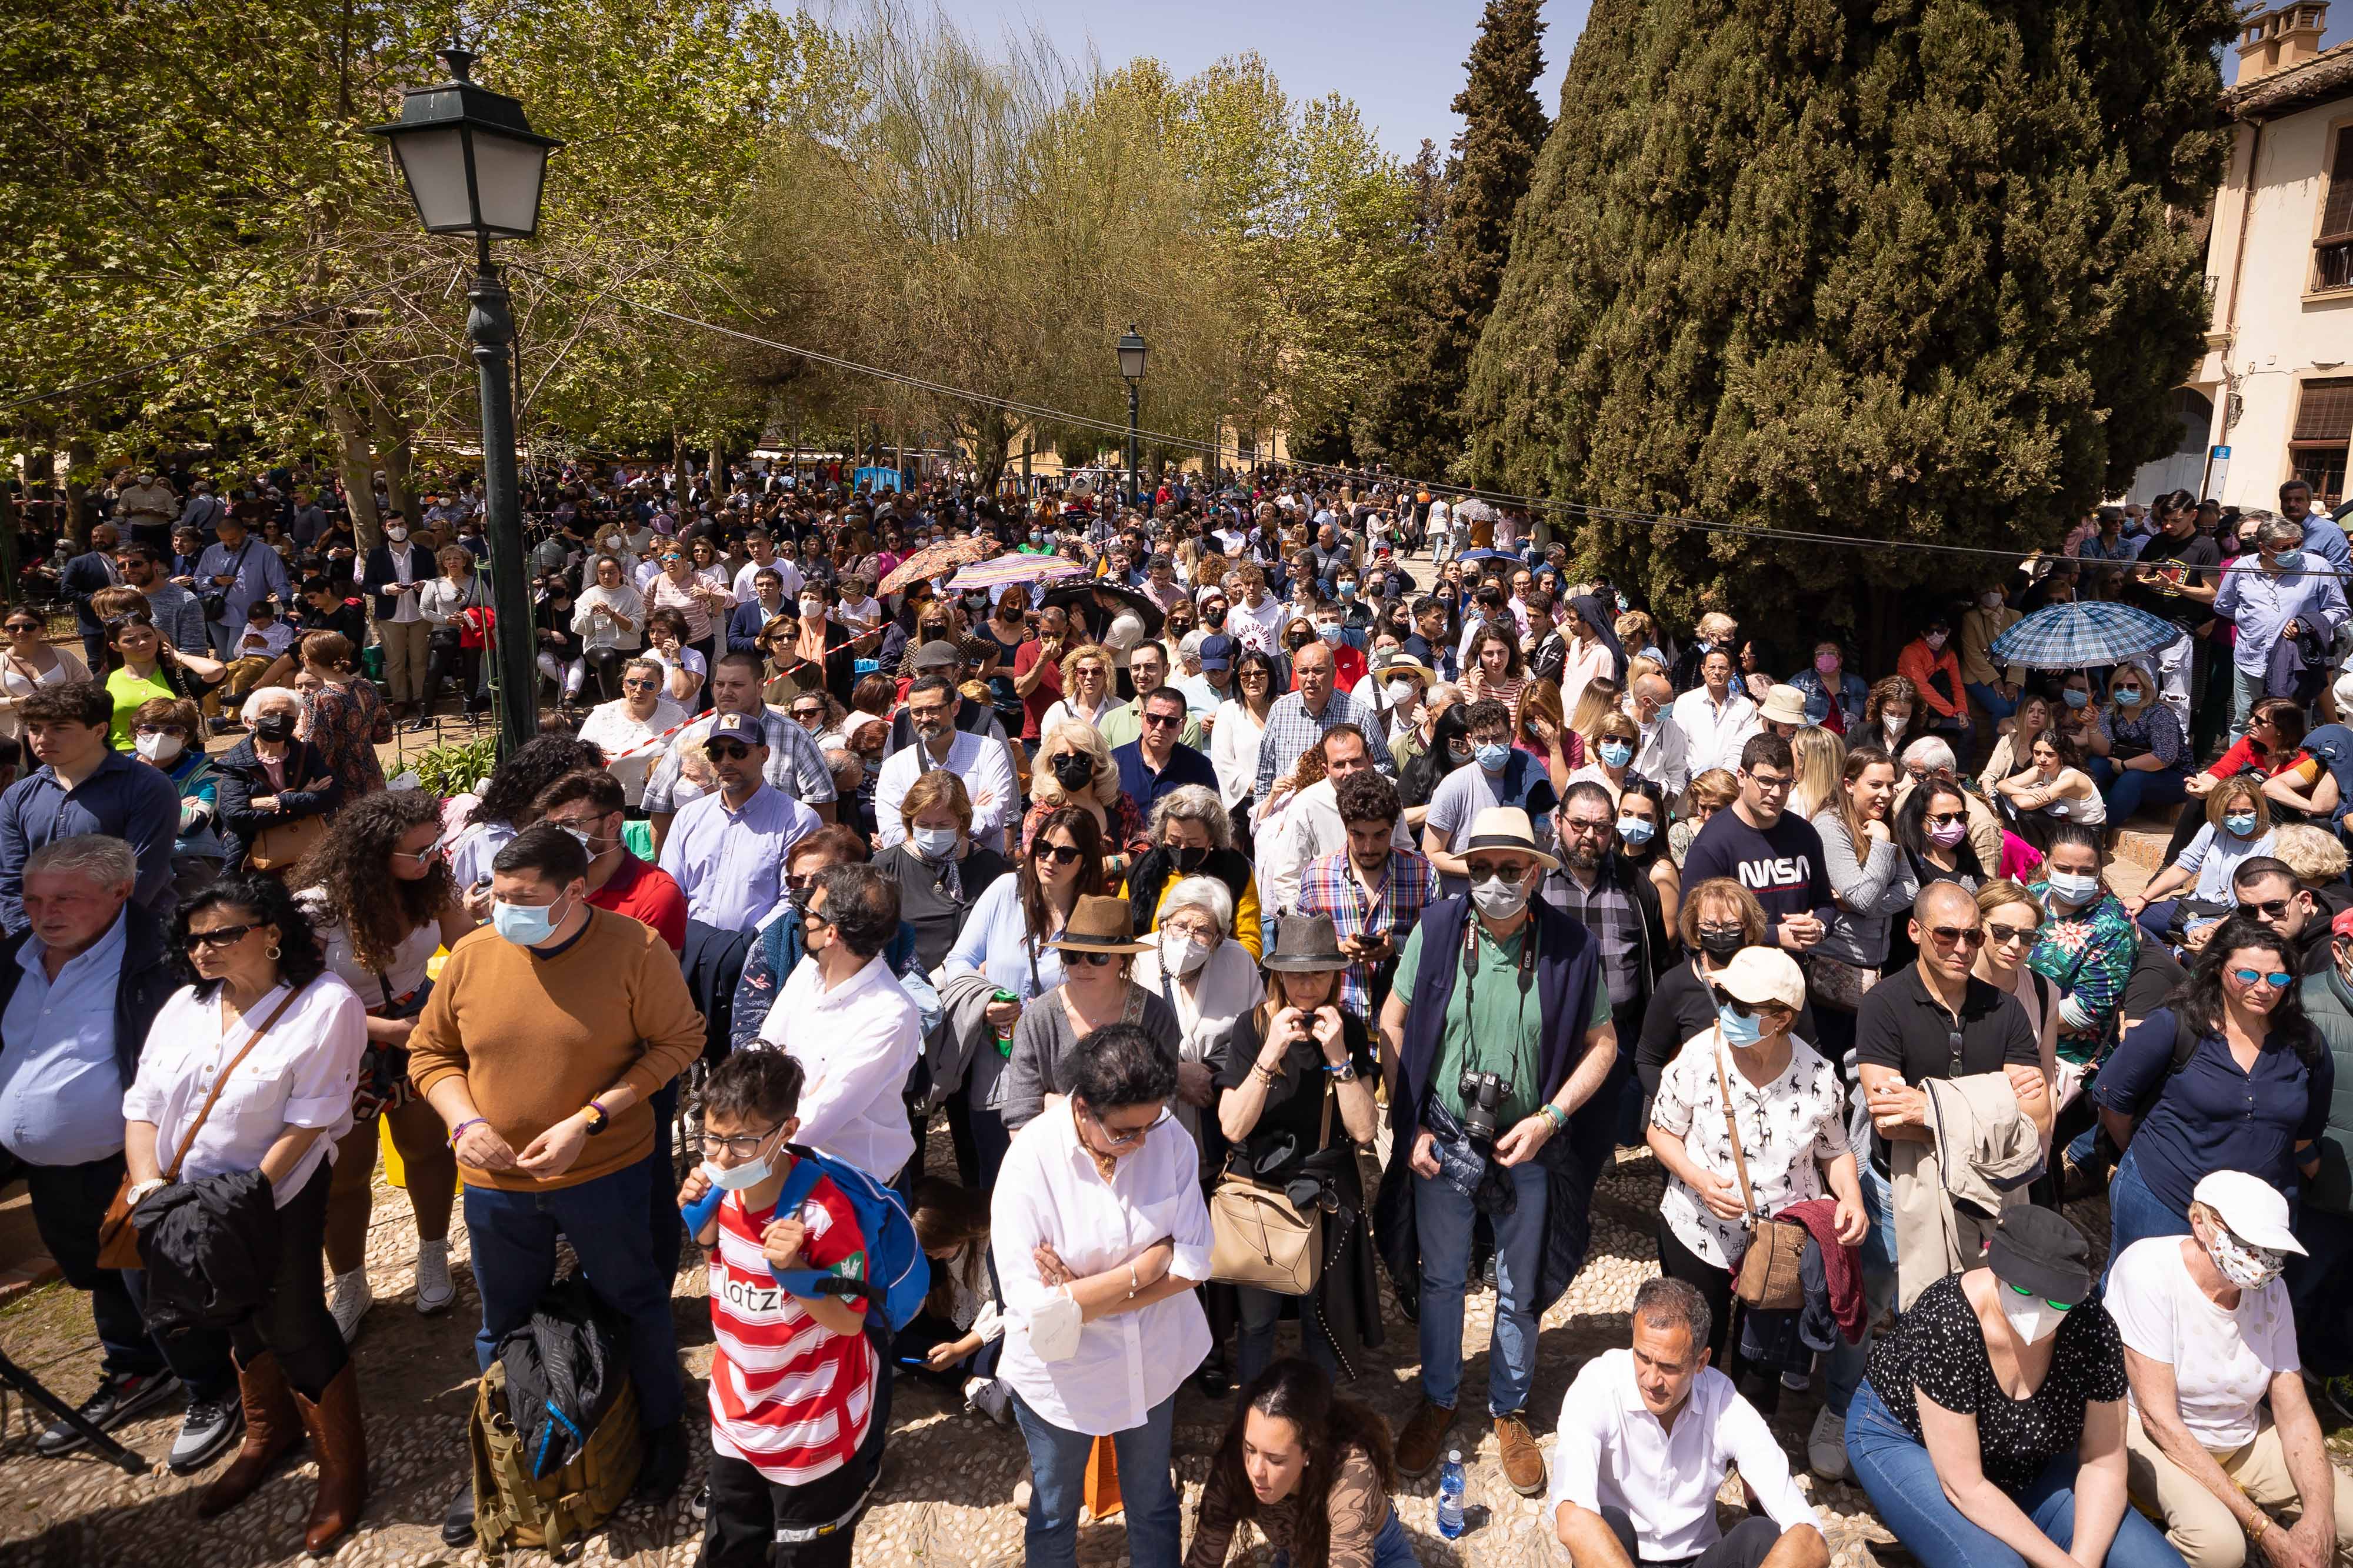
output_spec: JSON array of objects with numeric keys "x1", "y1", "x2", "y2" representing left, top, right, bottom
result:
[
  {"x1": 1714, "y1": 1046, "x2": 1809, "y2": 1311},
  {"x1": 1207, "y1": 1087, "x2": 1331, "y2": 1297}
]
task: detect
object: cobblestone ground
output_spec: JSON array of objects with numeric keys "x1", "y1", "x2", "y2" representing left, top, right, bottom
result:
[{"x1": 0, "y1": 1133, "x2": 2173, "y2": 1568}]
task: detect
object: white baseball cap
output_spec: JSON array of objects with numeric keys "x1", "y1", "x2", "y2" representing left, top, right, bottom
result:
[{"x1": 2192, "y1": 1170, "x2": 2306, "y2": 1255}]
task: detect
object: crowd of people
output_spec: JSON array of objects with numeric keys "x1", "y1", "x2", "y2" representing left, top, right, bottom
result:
[{"x1": 7, "y1": 459, "x2": 2353, "y2": 1568}]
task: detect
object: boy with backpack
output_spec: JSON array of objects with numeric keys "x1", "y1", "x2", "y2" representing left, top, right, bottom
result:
[{"x1": 678, "y1": 1050, "x2": 884, "y2": 1568}]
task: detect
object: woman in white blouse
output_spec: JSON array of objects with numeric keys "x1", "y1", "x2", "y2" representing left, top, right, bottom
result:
[
  {"x1": 1038, "y1": 640, "x2": 1118, "y2": 736},
  {"x1": 575, "y1": 657, "x2": 686, "y2": 808},
  {"x1": 992, "y1": 1021, "x2": 1213, "y2": 1566},
  {"x1": 121, "y1": 872, "x2": 370, "y2": 1552},
  {"x1": 571, "y1": 553, "x2": 645, "y2": 702},
  {"x1": 1645, "y1": 946, "x2": 1866, "y2": 1396},
  {"x1": 1128, "y1": 875, "x2": 1262, "y2": 1159},
  {"x1": 1211, "y1": 648, "x2": 1280, "y2": 827},
  {"x1": 0, "y1": 607, "x2": 89, "y2": 740}
]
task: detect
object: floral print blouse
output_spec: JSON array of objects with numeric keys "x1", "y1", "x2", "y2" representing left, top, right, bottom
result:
[{"x1": 309, "y1": 678, "x2": 386, "y2": 801}]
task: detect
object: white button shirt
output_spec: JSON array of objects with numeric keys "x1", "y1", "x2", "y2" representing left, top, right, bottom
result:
[
  {"x1": 1670, "y1": 685, "x2": 1761, "y2": 776},
  {"x1": 1548, "y1": 1348, "x2": 1818, "y2": 1561},
  {"x1": 763, "y1": 951, "x2": 922, "y2": 1183},
  {"x1": 121, "y1": 977, "x2": 369, "y2": 1206},
  {"x1": 872, "y1": 729, "x2": 1015, "y2": 852},
  {"x1": 1629, "y1": 708, "x2": 1692, "y2": 798},
  {"x1": 991, "y1": 1101, "x2": 1214, "y2": 1436}
]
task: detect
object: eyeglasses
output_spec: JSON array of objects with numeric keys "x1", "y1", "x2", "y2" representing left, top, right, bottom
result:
[
  {"x1": 184, "y1": 922, "x2": 261, "y2": 952},
  {"x1": 1463, "y1": 859, "x2": 1529, "y2": 883},
  {"x1": 2244, "y1": 898, "x2": 2295, "y2": 920},
  {"x1": 2227, "y1": 967, "x2": 2295, "y2": 990},
  {"x1": 706, "y1": 1119, "x2": 786, "y2": 1161},
  {"x1": 1083, "y1": 1103, "x2": 1172, "y2": 1149},
  {"x1": 1925, "y1": 926, "x2": 1987, "y2": 949},
  {"x1": 1066, "y1": 949, "x2": 1122, "y2": 968},
  {"x1": 1744, "y1": 771, "x2": 1793, "y2": 793},
  {"x1": 705, "y1": 742, "x2": 754, "y2": 760},
  {"x1": 1139, "y1": 712, "x2": 1182, "y2": 729},
  {"x1": 1036, "y1": 843, "x2": 1086, "y2": 867},
  {"x1": 1985, "y1": 921, "x2": 2035, "y2": 946},
  {"x1": 2007, "y1": 1281, "x2": 2077, "y2": 1313}
]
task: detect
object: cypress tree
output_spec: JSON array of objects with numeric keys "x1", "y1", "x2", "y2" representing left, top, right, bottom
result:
[
  {"x1": 1369, "y1": 0, "x2": 1548, "y2": 476},
  {"x1": 1465, "y1": 0, "x2": 2238, "y2": 637}
]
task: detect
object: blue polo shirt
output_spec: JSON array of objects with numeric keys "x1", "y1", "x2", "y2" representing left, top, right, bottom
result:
[
  {"x1": 2094, "y1": 1006, "x2": 2333, "y2": 1214},
  {"x1": 1112, "y1": 738, "x2": 1217, "y2": 816}
]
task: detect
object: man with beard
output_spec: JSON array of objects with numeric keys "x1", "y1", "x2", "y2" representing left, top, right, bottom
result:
[
  {"x1": 1541, "y1": 782, "x2": 1674, "y2": 1153},
  {"x1": 872, "y1": 675, "x2": 1015, "y2": 852}
]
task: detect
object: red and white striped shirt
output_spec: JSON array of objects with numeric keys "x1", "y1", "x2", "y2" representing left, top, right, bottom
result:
[{"x1": 705, "y1": 1170, "x2": 875, "y2": 1485}]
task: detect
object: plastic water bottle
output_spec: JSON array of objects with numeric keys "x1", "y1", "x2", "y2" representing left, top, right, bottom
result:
[{"x1": 1436, "y1": 1449, "x2": 1466, "y2": 1539}]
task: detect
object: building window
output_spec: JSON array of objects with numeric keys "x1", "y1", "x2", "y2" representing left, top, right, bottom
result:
[
  {"x1": 2319, "y1": 126, "x2": 2353, "y2": 293},
  {"x1": 2291, "y1": 378, "x2": 2353, "y2": 506}
]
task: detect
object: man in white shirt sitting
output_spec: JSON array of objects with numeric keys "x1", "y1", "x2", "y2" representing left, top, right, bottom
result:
[
  {"x1": 757, "y1": 864, "x2": 922, "y2": 1185},
  {"x1": 1551, "y1": 1277, "x2": 1828, "y2": 1568},
  {"x1": 873, "y1": 675, "x2": 1014, "y2": 852},
  {"x1": 2109, "y1": 1170, "x2": 2353, "y2": 1568}
]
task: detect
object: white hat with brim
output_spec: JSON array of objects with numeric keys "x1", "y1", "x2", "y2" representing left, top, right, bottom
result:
[
  {"x1": 1715, "y1": 947, "x2": 1806, "y2": 1013},
  {"x1": 2192, "y1": 1169, "x2": 2307, "y2": 1255},
  {"x1": 1461, "y1": 806, "x2": 1559, "y2": 873}
]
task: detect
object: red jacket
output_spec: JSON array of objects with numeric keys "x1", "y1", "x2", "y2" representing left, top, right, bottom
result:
[{"x1": 1897, "y1": 638, "x2": 1967, "y2": 720}]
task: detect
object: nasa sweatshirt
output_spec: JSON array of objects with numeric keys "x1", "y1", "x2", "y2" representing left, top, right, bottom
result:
[{"x1": 1680, "y1": 807, "x2": 1839, "y2": 945}]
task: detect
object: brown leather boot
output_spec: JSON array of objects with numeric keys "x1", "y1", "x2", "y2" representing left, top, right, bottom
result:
[
  {"x1": 292, "y1": 1363, "x2": 368, "y2": 1556},
  {"x1": 196, "y1": 1353, "x2": 305, "y2": 1518},
  {"x1": 1392, "y1": 1397, "x2": 1455, "y2": 1478}
]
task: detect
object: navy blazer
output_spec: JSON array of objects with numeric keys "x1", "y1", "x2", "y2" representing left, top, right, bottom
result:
[
  {"x1": 62, "y1": 551, "x2": 118, "y2": 633},
  {"x1": 359, "y1": 542, "x2": 432, "y2": 623}
]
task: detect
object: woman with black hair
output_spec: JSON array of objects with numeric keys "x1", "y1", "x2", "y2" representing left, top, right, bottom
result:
[
  {"x1": 1397, "y1": 700, "x2": 1471, "y2": 825},
  {"x1": 1612, "y1": 775, "x2": 1684, "y2": 933},
  {"x1": 121, "y1": 873, "x2": 371, "y2": 1552},
  {"x1": 444, "y1": 733, "x2": 608, "y2": 895},
  {"x1": 2092, "y1": 910, "x2": 2333, "y2": 1267},
  {"x1": 1186, "y1": 1357, "x2": 1415, "y2": 1568}
]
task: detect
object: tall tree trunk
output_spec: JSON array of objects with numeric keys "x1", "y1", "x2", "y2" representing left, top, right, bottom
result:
[
  {"x1": 329, "y1": 402, "x2": 384, "y2": 549},
  {"x1": 709, "y1": 435, "x2": 726, "y2": 498},
  {"x1": 365, "y1": 389, "x2": 416, "y2": 527},
  {"x1": 65, "y1": 440, "x2": 94, "y2": 551}
]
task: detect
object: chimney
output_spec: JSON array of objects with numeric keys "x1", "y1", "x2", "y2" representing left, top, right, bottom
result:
[{"x1": 2239, "y1": 1, "x2": 2330, "y2": 84}]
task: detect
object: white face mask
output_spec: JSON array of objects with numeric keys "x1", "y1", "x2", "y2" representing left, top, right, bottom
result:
[
  {"x1": 1471, "y1": 873, "x2": 1531, "y2": 920},
  {"x1": 1999, "y1": 1287, "x2": 2067, "y2": 1346},
  {"x1": 1161, "y1": 930, "x2": 1211, "y2": 976},
  {"x1": 134, "y1": 732, "x2": 183, "y2": 763},
  {"x1": 699, "y1": 1126, "x2": 783, "y2": 1192},
  {"x1": 1385, "y1": 678, "x2": 1415, "y2": 707}
]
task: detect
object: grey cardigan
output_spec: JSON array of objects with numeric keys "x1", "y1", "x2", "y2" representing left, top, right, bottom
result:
[
  {"x1": 996, "y1": 981, "x2": 1182, "y2": 1131},
  {"x1": 1809, "y1": 807, "x2": 1919, "y2": 969}
]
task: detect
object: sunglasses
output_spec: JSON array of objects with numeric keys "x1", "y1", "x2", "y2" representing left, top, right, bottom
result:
[
  {"x1": 622, "y1": 678, "x2": 659, "y2": 690},
  {"x1": 791, "y1": 706, "x2": 826, "y2": 720},
  {"x1": 1927, "y1": 811, "x2": 1965, "y2": 828},
  {"x1": 1985, "y1": 920, "x2": 2035, "y2": 946},
  {"x1": 2007, "y1": 1281, "x2": 2077, "y2": 1313},
  {"x1": 1925, "y1": 925, "x2": 1987, "y2": 949},
  {"x1": 1035, "y1": 843, "x2": 1085, "y2": 867},
  {"x1": 1709, "y1": 988, "x2": 1791, "y2": 1021},
  {"x1": 1139, "y1": 712, "x2": 1183, "y2": 729},
  {"x1": 1464, "y1": 860, "x2": 1529, "y2": 883},
  {"x1": 2227, "y1": 967, "x2": 2295, "y2": 990},
  {"x1": 391, "y1": 832, "x2": 448, "y2": 863},
  {"x1": 2244, "y1": 898, "x2": 2296, "y2": 920},
  {"x1": 704, "y1": 742, "x2": 754, "y2": 760},
  {"x1": 184, "y1": 922, "x2": 261, "y2": 952},
  {"x1": 1066, "y1": 949, "x2": 1122, "y2": 968}
]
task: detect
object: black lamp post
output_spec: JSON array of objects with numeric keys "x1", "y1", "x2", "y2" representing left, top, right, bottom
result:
[
  {"x1": 366, "y1": 42, "x2": 562, "y2": 760},
  {"x1": 1116, "y1": 325, "x2": 1148, "y2": 510}
]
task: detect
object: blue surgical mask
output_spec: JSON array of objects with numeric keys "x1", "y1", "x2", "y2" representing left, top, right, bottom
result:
[
  {"x1": 1615, "y1": 815, "x2": 1655, "y2": 847},
  {"x1": 2113, "y1": 686, "x2": 2144, "y2": 706},
  {"x1": 1316, "y1": 622, "x2": 1344, "y2": 645},
  {"x1": 2223, "y1": 813, "x2": 2259, "y2": 839},
  {"x1": 1717, "y1": 1003, "x2": 1764, "y2": 1049},
  {"x1": 2272, "y1": 548, "x2": 2306, "y2": 573},
  {"x1": 1337, "y1": 581, "x2": 1357, "y2": 599},
  {"x1": 2062, "y1": 689, "x2": 2090, "y2": 709},
  {"x1": 1475, "y1": 742, "x2": 1512, "y2": 773},
  {"x1": 491, "y1": 893, "x2": 569, "y2": 947},
  {"x1": 1598, "y1": 739, "x2": 1634, "y2": 768},
  {"x1": 2045, "y1": 870, "x2": 2101, "y2": 907}
]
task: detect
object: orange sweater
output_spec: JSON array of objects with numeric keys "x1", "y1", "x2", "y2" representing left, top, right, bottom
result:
[{"x1": 408, "y1": 908, "x2": 706, "y2": 1191}]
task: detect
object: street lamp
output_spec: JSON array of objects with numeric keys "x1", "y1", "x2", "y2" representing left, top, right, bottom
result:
[
  {"x1": 366, "y1": 42, "x2": 562, "y2": 760},
  {"x1": 1116, "y1": 325, "x2": 1148, "y2": 509}
]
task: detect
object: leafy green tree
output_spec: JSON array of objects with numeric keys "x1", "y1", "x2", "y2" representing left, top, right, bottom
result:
[{"x1": 1466, "y1": 0, "x2": 2238, "y2": 638}]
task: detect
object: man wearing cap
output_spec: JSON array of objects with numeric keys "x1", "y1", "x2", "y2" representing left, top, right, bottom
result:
[
  {"x1": 1098, "y1": 641, "x2": 1204, "y2": 751},
  {"x1": 640, "y1": 650, "x2": 836, "y2": 856},
  {"x1": 874, "y1": 674, "x2": 1015, "y2": 852},
  {"x1": 1177, "y1": 630, "x2": 1237, "y2": 720},
  {"x1": 1551, "y1": 1277, "x2": 1829, "y2": 1568},
  {"x1": 2108, "y1": 1170, "x2": 2352, "y2": 1568},
  {"x1": 884, "y1": 639, "x2": 1012, "y2": 759},
  {"x1": 1375, "y1": 805, "x2": 1619, "y2": 1498}
]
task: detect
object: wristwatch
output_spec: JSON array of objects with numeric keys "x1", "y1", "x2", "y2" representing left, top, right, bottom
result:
[
  {"x1": 1326, "y1": 1059, "x2": 1359, "y2": 1083},
  {"x1": 579, "y1": 1100, "x2": 612, "y2": 1137}
]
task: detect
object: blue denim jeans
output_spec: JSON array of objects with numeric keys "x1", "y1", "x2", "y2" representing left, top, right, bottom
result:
[
  {"x1": 1011, "y1": 1390, "x2": 1180, "y2": 1568},
  {"x1": 463, "y1": 1155, "x2": 684, "y2": 1427},
  {"x1": 1272, "y1": 1510, "x2": 1420, "y2": 1568},
  {"x1": 2105, "y1": 1148, "x2": 2192, "y2": 1287},
  {"x1": 2231, "y1": 669, "x2": 2267, "y2": 737},
  {"x1": 2087, "y1": 756, "x2": 2188, "y2": 826},
  {"x1": 1825, "y1": 1159, "x2": 1897, "y2": 1419},
  {"x1": 1845, "y1": 1379, "x2": 2183, "y2": 1568},
  {"x1": 1414, "y1": 1158, "x2": 1549, "y2": 1415}
]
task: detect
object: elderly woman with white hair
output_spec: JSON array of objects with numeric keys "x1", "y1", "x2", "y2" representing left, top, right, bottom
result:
[
  {"x1": 1022, "y1": 718, "x2": 1148, "y2": 879},
  {"x1": 215, "y1": 685, "x2": 342, "y2": 875},
  {"x1": 1125, "y1": 783, "x2": 1265, "y2": 959},
  {"x1": 1131, "y1": 873, "x2": 1262, "y2": 1157}
]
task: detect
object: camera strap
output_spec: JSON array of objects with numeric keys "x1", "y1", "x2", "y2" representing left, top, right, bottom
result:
[{"x1": 1459, "y1": 915, "x2": 1536, "y2": 1073}]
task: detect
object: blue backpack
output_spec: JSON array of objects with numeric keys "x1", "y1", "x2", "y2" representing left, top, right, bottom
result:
[{"x1": 684, "y1": 1146, "x2": 929, "y2": 1341}]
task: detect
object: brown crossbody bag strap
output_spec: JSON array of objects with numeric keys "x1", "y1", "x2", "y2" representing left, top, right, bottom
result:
[{"x1": 1712, "y1": 1038, "x2": 1809, "y2": 1310}]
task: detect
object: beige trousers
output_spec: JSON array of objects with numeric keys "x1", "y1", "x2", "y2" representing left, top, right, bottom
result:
[{"x1": 2125, "y1": 1407, "x2": 2353, "y2": 1568}]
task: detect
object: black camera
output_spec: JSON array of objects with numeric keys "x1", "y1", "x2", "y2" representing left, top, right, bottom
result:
[{"x1": 1457, "y1": 1070, "x2": 1513, "y2": 1149}]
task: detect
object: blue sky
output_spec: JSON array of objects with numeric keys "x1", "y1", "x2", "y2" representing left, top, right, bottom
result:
[{"x1": 914, "y1": 2, "x2": 2344, "y2": 161}]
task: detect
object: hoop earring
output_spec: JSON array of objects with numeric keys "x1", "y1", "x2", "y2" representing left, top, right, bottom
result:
[{"x1": 266, "y1": 944, "x2": 282, "y2": 960}]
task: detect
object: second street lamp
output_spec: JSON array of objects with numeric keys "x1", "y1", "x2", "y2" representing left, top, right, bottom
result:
[
  {"x1": 1117, "y1": 325, "x2": 1148, "y2": 510},
  {"x1": 366, "y1": 42, "x2": 562, "y2": 760}
]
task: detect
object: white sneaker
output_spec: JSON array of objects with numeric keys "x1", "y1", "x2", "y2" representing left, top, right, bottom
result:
[
  {"x1": 414, "y1": 1239, "x2": 455, "y2": 1316},
  {"x1": 328, "y1": 1269, "x2": 374, "y2": 1342},
  {"x1": 1808, "y1": 1405, "x2": 1851, "y2": 1479},
  {"x1": 965, "y1": 1377, "x2": 1013, "y2": 1426}
]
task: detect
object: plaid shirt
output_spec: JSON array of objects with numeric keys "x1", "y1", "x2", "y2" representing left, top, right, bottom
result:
[
  {"x1": 1252, "y1": 688, "x2": 1396, "y2": 796},
  {"x1": 1295, "y1": 845, "x2": 1439, "y2": 1019}
]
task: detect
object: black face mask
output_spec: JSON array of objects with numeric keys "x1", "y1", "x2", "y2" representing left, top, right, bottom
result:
[
  {"x1": 1696, "y1": 925, "x2": 1745, "y2": 959},
  {"x1": 1171, "y1": 845, "x2": 1210, "y2": 874},
  {"x1": 254, "y1": 714, "x2": 295, "y2": 743},
  {"x1": 1202, "y1": 608, "x2": 1227, "y2": 629},
  {"x1": 1052, "y1": 752, "x2": 1095, "y2": 792}
]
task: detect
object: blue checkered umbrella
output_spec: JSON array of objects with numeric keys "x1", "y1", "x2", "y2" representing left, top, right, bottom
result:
[{"x1": 1988, "y1": 600, "x2": 2183, "y2": 670}]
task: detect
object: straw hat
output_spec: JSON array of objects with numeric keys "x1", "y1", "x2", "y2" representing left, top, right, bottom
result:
[
  {"x1": 1462, "y1": 806, "x2": 1559, "y2": 873},
  {"x1": 1047, "y1": 895, "x2": 1152, "y2": 956}
]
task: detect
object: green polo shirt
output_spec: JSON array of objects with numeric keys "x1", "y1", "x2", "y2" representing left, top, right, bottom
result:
[
  {"x1": 1395, "y1": 917, "x2": 1609, "y2": 1127},
  {"x1": 1096, "y1": 695, "x2": 1205, "y2": 751}
]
